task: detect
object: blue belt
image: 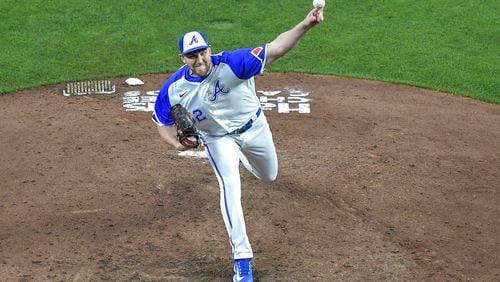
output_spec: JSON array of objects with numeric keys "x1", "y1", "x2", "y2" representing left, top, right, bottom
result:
[{"x1": 230, "y1": 108, "x2": 262, "y2": 135}]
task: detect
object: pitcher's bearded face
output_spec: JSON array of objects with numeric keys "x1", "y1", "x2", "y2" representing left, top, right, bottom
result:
[{"x1": 180, "y1": 48, "x2": 213, "y2": 77}]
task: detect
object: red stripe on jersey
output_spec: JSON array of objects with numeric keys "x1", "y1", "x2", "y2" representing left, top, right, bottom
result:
[{"x1": 251, "y1": 47, "x2": 263, "y2": 59}]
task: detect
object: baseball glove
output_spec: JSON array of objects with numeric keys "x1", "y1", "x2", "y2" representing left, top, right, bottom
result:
[{"x1": 170, "y1": 104, "x2": 200, "y2": 148}]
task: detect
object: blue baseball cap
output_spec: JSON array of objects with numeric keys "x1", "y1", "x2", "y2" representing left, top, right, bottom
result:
[{"x1": 178, "y1": 31, "x2": 210, "y2": 55}]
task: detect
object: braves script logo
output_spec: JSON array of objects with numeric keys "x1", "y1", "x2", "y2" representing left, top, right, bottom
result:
[{"x1": 208, "y1": 80, "x2": 229, "y2": 102}]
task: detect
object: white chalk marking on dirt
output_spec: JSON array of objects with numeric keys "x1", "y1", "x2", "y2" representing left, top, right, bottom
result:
[
  {"x1": 278, "y1": 103, "x2": 310, "y2": 113},
  {"x1": 156, "y1": 178, "x2": 164, "y2": 190},
  {"x1": 70, "y1": 209, "x2": 105, "y2": 214},
  {"x1": 121, "y1": 87, "x2": 311, "y2": 114},
  {"x1": 122, "y1": 90, "x2": 158, "y2": 112},
  {"x1": 258, "y1": 87, "x2": 311, "y2": 113},
  {"x1": 63, "y1": 80, "x2": 115, "y2": 96},
  {"x1": 178, "y1": 150, "x2": 208, "y2": 159}
]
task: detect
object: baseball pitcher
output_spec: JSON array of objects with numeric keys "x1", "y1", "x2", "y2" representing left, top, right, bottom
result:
[{"x1": 152, "y1": 5, "x2": 324, "y2": 281}]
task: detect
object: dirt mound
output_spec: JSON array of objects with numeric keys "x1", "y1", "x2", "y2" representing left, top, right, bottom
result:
[{"x1": 1, "y1": 73, "x2": 499, "y2": 281}]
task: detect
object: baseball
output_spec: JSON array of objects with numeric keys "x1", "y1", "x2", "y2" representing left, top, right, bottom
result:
[{"x1": 313, "y1": 0, "x2": 325, "y2": 8}]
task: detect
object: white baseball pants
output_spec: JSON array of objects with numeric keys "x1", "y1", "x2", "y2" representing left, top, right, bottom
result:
[{"x1": 202, "y1": 113, "x2": 278, "y2": 259}]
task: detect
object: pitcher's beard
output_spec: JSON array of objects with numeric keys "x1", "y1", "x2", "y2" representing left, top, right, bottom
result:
[{"x1": 191, "y1": 63, "x2": 212, "y2": 77}]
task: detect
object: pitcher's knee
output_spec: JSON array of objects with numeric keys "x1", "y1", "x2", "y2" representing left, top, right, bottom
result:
[{"x1": 261, "y1": 169, "x2": 278, "y2": 182}]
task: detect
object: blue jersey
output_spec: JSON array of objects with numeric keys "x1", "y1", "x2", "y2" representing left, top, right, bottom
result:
[{"x1": 152, "y1": 44, "x2": 267, "y2": 137}]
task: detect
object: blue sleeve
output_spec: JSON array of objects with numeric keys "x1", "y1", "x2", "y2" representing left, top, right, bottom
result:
[
  {"x1": 152, "y1": 70, "x2": 185, "y2": 126},
  {"x1": 221, "y1": 44, "x2": 266, "y2": 80},
  {"x1": 152, "y1": 85, "x2": 173, "y2": 126}
]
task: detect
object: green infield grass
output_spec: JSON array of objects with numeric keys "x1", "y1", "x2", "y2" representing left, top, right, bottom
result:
[{"x1": 0, "y1": 0, "x2": 498, "y2": 103}]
